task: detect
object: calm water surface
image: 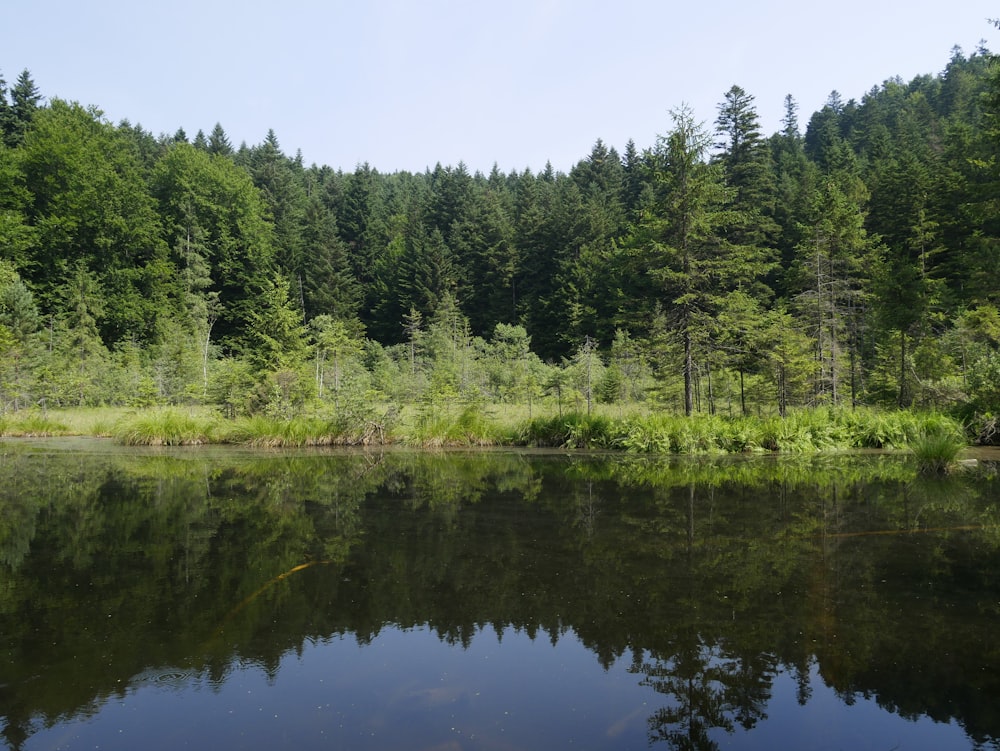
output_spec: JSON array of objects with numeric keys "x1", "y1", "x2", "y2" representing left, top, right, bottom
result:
[{"x1": 2, "y1": 439, "x2": 999, "y2": 750}]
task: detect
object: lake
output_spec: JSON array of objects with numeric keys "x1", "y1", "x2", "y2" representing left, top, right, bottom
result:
[{"x1": 1, "y1": 439, "x2": 999, "y2": 750}]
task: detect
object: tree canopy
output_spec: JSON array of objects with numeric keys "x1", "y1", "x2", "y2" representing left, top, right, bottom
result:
[{"x1": 1, "y1": 38, "x2": 999, "y2": 419}]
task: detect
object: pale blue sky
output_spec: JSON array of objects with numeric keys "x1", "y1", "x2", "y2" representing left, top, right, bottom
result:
[{"x1": 2, "y1": 1, "x2": 996, "y2": 174}]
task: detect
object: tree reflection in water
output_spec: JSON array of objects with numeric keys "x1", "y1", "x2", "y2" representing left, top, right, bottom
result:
[{"x1": 1, "y1": 442, "x2": 999, "y2": 750}]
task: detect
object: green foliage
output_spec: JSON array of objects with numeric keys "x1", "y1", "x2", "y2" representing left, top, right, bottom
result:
[
  {"x1": 207, "y1": 357, "x2": 255, "y2": 418},
  {"x1": 2, "y1": 47, "x2": 1000, "y2": 424},
  {"x1": 242, "y1": 275, "x2": 308, "y2": 372},
  {"x1": 967, "y1": 352, "x2": 1000, "y2": 411}
]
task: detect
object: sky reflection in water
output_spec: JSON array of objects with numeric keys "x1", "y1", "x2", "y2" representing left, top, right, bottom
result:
[{"x1": 21, "y1": 625, "x2": 971, "y2": 751}]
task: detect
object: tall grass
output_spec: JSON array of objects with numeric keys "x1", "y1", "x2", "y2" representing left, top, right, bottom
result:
[
  {"x1": 908, "y1": 417, "x2": 966, "y2": 474},
  {"x1": 219, "y1": 415, "x2": 371, "y2": 447},
  {"x1": 9, "y1": 403, "x2": 967, "y2": 457},
  {"x1": 0, "y1": 411, "x2": 72, "y2": 437},
  {"x1": 518, "y1": 412, "x2": 620, "y2": 449},
  {"x1": 114, "y1": 409, "x2": 218, "y2": 446},
  {"x1": 406, "y1": 403, "x2": 502, "y2": 447}
]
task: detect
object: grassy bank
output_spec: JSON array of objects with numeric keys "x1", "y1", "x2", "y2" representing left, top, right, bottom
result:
[
  {"x1": 1, "y1": 404, "x2": 968, "y2": 456},
  {"x1": 516, "y1": 407, "x2": 965, "y2": 454}
]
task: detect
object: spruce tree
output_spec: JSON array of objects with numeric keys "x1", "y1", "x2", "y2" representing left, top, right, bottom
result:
[
  {"x1": 643, "y1": 106, "x2": 729, "y2": 415},
  {"x1": 7, "y1": 69, "x2": 40, "y2": 145},
  {"x1": 207, "y1": 123, "x2": 233, "y2": 157}
]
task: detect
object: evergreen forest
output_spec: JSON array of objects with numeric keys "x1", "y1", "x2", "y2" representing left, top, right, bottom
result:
[{"x1": 2, "y1": 42, "x2": 1000, "y2": 434}]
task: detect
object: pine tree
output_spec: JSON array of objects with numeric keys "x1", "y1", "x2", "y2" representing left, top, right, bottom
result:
[
  {"x1": 714, "y1": 85, "x2": 778, "y2": 245},
  {"x1": 207, "y1": 123, "x2": 233, "y2": 157},
  {"x1": 791, "y1": 173, "x2": 875, "y2": 406},
  {"x1": 0, "y1": 70, "x2": 13, "y2": 146},
  {"x1": 6, "y1": 69, "x2": 40, "y2": 145},
  {"x1": 643, "y1": 105, "x2": 730, "y2": 415},
  {"x1": 449, "y1": 178, "x2": 517, "y2": 335},
  {"x1": 243, "y1": 275, "x2": 308, "y2": 372},
  {"x1": 249, "y1": 129, "x2": 308, "y2": 313},
  {"x1": 300, "y1": 197, "x2": 361, "y2": 321}
]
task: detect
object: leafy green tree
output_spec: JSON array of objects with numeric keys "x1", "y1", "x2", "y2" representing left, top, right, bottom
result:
[
  {"x1": 0, "y1": 261, "x2": 38, "y2": 342},
  {"x1": 769, "y1": 95, "x2": 816, "y2": 293},
  {"x1": 423, "y1": 292, "x2": 476, "y2": 401},
  {"x1": 207, "y1": 356, "x2": 255, "y2": 418},
  {"x1": 191, "y1": 129, "x2": 208, "y2": 150},
  {"x1": 868, "y1": 155, "x2": 944, "y2": 406},
  {"x1": 152, "y1": 142, "x2": 275, "y2": 351},
  {"x1": 565, "y1": 336, "x2": 603, "y2": 415},
  {"x1": 0, "y1": 140, "x2": 35, "y2": 272},
  {"x1": 426, "y1": 161, "x2": 473, "y2": 242},
  {"x1": 0, "y1": 71, "x2": 13, "y2": 146},
  {"x1": 515, "y1": 169, "x2": 590, "y2": 357},
  {"x1": 608, "y1": 328, "x2": 651, "y2": 402},
  {"x1": 486, "y1": 322, "x2": 539, "y2": 406},
  {"x1": 397, "y1": 223, "x2": 458, "y2": 321},
  {"x1": 715, "y1": 86, "x2": 776, "y2": 223},
  {"x1": 449, "y1": 176, "x2": 518, "y2": 335},
  {"x1": 0, "y1": 262, "x2": 39, "y2": 409},
  {"x1": 17, "y1": 100, "x2": 169, "y2": 345},
  {"x1": 337, "y1": 163, "x2": 387, "y2": 290},
  {"x1": 762, "y1": 307, "x2": 817, "y2": 416},
  {"x1": 715, "y1": 290, "x2": 770, "y2": 415},
  {"x1": 49, "y1": 260, "x2": 111, "y2": 405}
]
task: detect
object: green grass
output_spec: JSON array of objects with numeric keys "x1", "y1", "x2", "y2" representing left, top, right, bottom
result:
[
  {"x1": 517, "y1": 412, "x2": 621, "y2": 449},
  {"x1": 910, "y1": 421, "x2": 967, "y2": 474},
  {"x1": 1, "y1": 404, "x2": 969, "y2": 457},
  {"x1": 113, "y1": 409, "x2": 218, "y2": 446},
  {"x1": 0, "y1": 410, "x2": 72, "y2": 437},
  {"x1": 406, "y1": 403, "x2": 503, "y2": 447}
]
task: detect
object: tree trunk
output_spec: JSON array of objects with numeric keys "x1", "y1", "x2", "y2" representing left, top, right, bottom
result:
[
  {"x1": 684, "y1": 327, "x2": 694, "y2": 417},
  {"x1": 898, "y1": 329, "x2": 909, "y2": 408},
  {"x1": 740, "y1": 368, "x2": 747, "y2": 416}
]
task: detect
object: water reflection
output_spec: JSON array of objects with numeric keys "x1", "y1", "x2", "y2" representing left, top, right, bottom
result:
[{"x1": 1, "y1": 441, "x2": 999, "y2": 750}]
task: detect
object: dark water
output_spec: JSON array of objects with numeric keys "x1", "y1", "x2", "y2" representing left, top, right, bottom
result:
[{"x1": 2, "y1": 439, "x2": 1000, "y2": 751}]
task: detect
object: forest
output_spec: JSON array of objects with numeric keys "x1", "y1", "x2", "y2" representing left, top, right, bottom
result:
[{"x1": 1, "y1": 41, "x2": 1000, "y2": 434}]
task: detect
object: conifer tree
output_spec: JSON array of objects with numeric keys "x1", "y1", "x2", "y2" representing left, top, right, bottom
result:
[
  {"x1": 639, "y1": 106, "x2": 731, "y2": 415},
  {"x1": 6, "y1": 69, "x2": 40, "y2": 145},
  {"x1": 0, "y1": 71, "x2": 13, "y2": 146},
  {"x1": 207, "y1": 123, "x2": 233, "y2": 157}
]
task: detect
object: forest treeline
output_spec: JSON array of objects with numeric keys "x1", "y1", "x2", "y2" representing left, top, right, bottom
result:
[{"x1": 1, "y1": 42, "x2": 1000, "y2": 421}]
